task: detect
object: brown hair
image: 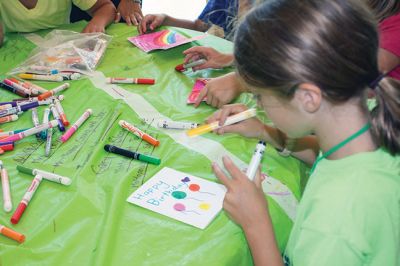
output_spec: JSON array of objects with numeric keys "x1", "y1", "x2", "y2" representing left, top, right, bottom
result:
[
  {"x1": 364, "y1": 0, "x2": 400, "y2": 21},
  {"x1": 234, "y1": 0, "x2": 400, "y2": 154}
]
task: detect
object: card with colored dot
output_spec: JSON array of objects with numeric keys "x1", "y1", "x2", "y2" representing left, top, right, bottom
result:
[{"x1": 127, "y1": 167, "x2": 227, "y2": 229}]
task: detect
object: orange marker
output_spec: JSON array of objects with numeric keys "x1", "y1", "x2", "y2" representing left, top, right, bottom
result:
[
  {"x1": 119, "y1": 120, "x2": 159, "y2": 146},
  {"x1": 37, "y1": 83, "x2": 69, "y2": 101},
  {"x1": 0, "y1": 224, "x2": 25, "y2": 243}
]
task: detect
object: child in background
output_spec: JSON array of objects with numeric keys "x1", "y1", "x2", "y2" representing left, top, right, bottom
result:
[
  {"x1": 209, "y1": 0, "x2": 400, "y2": 265},
  {"x1": 138, "y1": 0, "x2": 252, "y2": 40},
  {"x1": 0, "y1": 0, "x2": 116, "y2": 46},
  {"x1": 365, "y1": 0, "x2": 400, "y2": 80}
]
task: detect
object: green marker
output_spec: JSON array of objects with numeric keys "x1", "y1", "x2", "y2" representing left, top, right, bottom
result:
[
  {"x1": 16, "y1": 165, "x2": 72, "y2": 185},
  {"x1": 104, "y1": 144, "x2": 161, "y2": 165}
]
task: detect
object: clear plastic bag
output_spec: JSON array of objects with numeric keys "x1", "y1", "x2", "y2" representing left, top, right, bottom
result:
[{"x1": 9, "y1": 30, "x2": 112, "y2": 77}]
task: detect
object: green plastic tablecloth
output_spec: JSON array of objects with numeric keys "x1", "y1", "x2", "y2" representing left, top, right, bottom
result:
[{"x1": 0, "y1": 21, "x2": 308, "y2": 266}]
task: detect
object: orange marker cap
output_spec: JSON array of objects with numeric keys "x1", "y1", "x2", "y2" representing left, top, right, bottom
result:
[
  {"x1": 1, "y1": 226, "x2": 25, "y2": 243},
  {"x1": 142, "y1": 134, "x2": 160, "y2": 147},
  {"x1": 37, "y1": 91, "x2": 53, "y2": 101},
  {"x1": 60, "y1": 114, "x2": 70, "y2": 126}
]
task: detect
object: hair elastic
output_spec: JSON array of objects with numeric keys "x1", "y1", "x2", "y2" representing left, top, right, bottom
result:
[{"x1": 369, "y1": 73, "x2": 385, "y2": 89}]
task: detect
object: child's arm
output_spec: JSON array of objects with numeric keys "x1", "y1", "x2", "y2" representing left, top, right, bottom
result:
[
  {"x1": 114, "y1": 0, "x2": 143, "y2": 26},
  {"x1": 207, "y1": 104, "x2": 320, "y2": 166},
  {"x1": 83, "y1": 0, "x2": 116, "y2": 33},
  {"x1": 138, "y1": 14, "x2": 209, "y2": 34},
  {"x1": 212, "y1": 156, "x2": 284, "y2": 266}
]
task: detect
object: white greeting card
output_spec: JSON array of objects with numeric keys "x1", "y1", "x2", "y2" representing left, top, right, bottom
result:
[{"x1": 127, "y1": 167, "x2": 227, "y2": 229}]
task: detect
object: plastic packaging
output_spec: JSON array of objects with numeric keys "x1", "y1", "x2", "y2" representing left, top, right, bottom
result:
[{"x1": 9, "y1": 30, "x2": 112, "y2": 77}]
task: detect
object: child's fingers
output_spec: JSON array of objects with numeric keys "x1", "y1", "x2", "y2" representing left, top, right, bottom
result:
[
  {"x1": 130, "y1": 14, "x2": 138, "y2": 26},
  {"x1": 222, "y1": 156, "x2": 245, "y2": 180},
  {"x1": 212, "y1": 162, "x2": 232, "y2": 190},
  {"x1": 125, "y1": 16, "x2": 132, "y2": 26},
  {"x1": 194, "y1": 85, "x2": 208, "y2": 107},
  {"x1": 114, "y1": 12, "x2": 121, "y2": 23}
]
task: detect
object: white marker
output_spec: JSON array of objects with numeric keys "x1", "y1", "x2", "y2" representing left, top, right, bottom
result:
[
  {"x1": 157, "y1": 120, "x2": 199, "y2": 130},
  {"x1": 246, "y1": 141, "x2": 266, "y2": 181},
  {"x1": 16, "y1": 165, "x2": 72, "y2": 186},
  {"x1": 0, "y1": 161, "x2": 12, "y2": 212},
  {"x1": 45, "y1": 127, "x2": 52, "y2": 157}
]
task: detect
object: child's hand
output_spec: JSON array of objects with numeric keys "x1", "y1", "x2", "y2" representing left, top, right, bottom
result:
[
  {"x1": 212, "y1": 156, "x2": 269, "y2": 229},
  {"x1": 206, "y1": 104, "x2": 265, "y2": 138},
  {"x1": 183, "y1": 46, "x2": 234, "y2": 70},
  {"x1": 194, "y1": 73, "x2": 245, "y2": 108},
  {"x1": 82, "y1": 20, "x2": 105, "y2": 33},
  {"x1": 115, "y1": 0, "x2": 143, "y2": 26},
  {"x1": 138, "y1": 14, "x2": 166, "y2": 34}
]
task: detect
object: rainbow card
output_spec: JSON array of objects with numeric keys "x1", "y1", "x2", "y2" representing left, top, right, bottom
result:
[
  {"x1": 187, "y1": 78, "x2": 209, "y2": 104},
  {"x1": 128, "y1": 30, "x2": 206, "y2": 53},
  {"x1": 127, "y1": 167, "x2": 227, "y2": 229}
]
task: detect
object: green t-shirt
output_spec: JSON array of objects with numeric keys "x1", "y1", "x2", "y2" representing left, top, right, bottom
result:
[
  {"x1": 285, "y1": 148, "x2": 400, "y2": 266},
  {"x1": 0, "y1": 0, "x2": 96, "y2": 33}
]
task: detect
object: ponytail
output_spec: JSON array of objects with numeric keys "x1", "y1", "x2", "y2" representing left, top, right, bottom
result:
[{"x1": 370, "y1": 77, "x2": 400, "y2": 155}]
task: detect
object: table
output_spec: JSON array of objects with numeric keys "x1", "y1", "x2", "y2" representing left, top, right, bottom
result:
[{"x1": 0, "y1": 21, "x2": 308, "y2": 265}]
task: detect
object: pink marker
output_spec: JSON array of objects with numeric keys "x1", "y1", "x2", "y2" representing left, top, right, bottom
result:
[
  {"x1": 0, "y1": 161, "x2": 12, "y2": 212},
  {"x1": 106, "y1": 77, "x2": 155, "y2": 85},
  {"x1": 60, "y1": 109, "x2": 92, "y2": 143},
  {"x1": 2, "y1": 120, "x2": 58, "y2": 142},
  {"x1": 11, "y1": 174, "x2": 42, "y2": 224}
]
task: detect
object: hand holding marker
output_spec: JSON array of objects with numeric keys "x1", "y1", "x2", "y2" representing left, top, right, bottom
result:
[
  {"x1": 186, "y1": 108, "x2": 257, "y2": 137},
  {"x1": 175, "y1": 59, "x2": 207, "y2": 72},
  {"x1": 246, "y1": 141, "x2": 266, "y2": 181}
]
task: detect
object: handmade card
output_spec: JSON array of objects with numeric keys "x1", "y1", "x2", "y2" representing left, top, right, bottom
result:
[
  {"x1": 127, "y1": 167, "x2": 226, "y2": 229},
  {"x1": 128, "y1": 29, "x2": 205, "y2": 53},
  {"x1": 187, "y1": 78, "x2": 209, "y2": 104}
]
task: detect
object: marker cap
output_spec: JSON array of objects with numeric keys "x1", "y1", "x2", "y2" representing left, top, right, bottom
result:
[
  {"x1": 16, "y1": 165, "x2": 34, "y2": 175},
  {"x1": 10, "y1": 203, "x2": 27, "y2": 224},
  {"x1": 137, "y1": 78, "x2": 155, "y2": 85},
  {"x1": 1, "y1": 227, "x2": 25, "y2": 243},
  {"x1": 175, "y1": 64, "x2": 185, "y2": 72},
  {"x1": 139, "y1": 154, "x2": 161, "y2": 165},
  {"x1": 143, "y1": 134, "x2": 160, "y2": 146}
]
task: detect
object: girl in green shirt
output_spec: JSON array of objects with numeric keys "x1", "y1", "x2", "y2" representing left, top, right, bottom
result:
[{"x1": 208, "y1": 0, "x2": 400, "y2": 265}]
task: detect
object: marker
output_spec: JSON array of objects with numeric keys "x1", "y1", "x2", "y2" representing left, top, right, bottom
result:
[
  {"x1": 45, "y1": 127, "x2": 52, "y2": 157},
  {"x1": 2, "y1": 120, "x2": 58, "y2": 142},
  {"x1": 3, "y1": 79, "x2": 33, "y2": 95},
  {"x1": 0, "y1": 141, "x2": 15, "y2": 153},
  {"x1": 175, "y1": 59, "x2": 207, "y2": 72},
  {"x1": 0, "y1": 104, "x2": 12, "y2": 110},
  {"x1": 106, "y1": 78, "x2": 155, "y2": 85},
  {"x1": 8, "y1": 78, "x2": 46, "y2": 95},
  {"x1": 59, "y1": 73, "x2": 81, "y2": 80},
  {"x1": 0, "y1": 128, "x2": 27, "y2": 137},
  {"x1": 54, "y1": 99, "x2": 69, "y2": 126},
  {"x1": 0, "y1": 101, "x2": 17, "y2": 107},
  {"x1": 37, "y1": 83, "x2": 69, "y2": 101},
  {"x1": 0, "y1": 107, "x2": 21, "y2": 118},
  {"x1": 119, "y1": 120, "x2": 159, "y2": 146},
  {"x1": 18, "y1": 73, "x2": 64, "y2": 82},
  {"x1": 16, "y1": 165, "x2": 72, "y2": 186},
  {"x1": 186, "y1": 108, "x2": 257, "y2": 137},
  {"x1": 104, "y1": 144, "x2": 161, "y2": 165},
  {"x1": 0, "y1": 161, "x2": 12, "y2": 212},
  {"x1": 60, "y1": 109, "x2": 92, "y2": 143},
  {"x1": 11, "y1": 174, "x2": 42, "y2": 224},
  {"x1": 50, "y1": 104, "x2": 65, "y2": 131},
  {"x1": 246, "y1": 141, "x2": 266, "y2": 181},
  {"x1": 40, "y1": 108, "x2": 50, "y2": 139},
  {"x1": 157, "y1": 120, "x2": 199, "y2": 130},
  {"x1": 0, "y1": 102, "x2": 40, "y2": 118},
  {"x1": 31, "y1": 108, "x2": 40, "y2": 137},
  {"x1": 0, "y1": 224, "x2": 25, "y2": 243},
  {"x1": 0, "y1": 114, "x2": 18, "y2": 124},
  {"x1": 0, "y1": 81, "x2": 29, "y2": 97},
  {"x1": 29, "y1": 65, "x2": 59, "y2": 74}
]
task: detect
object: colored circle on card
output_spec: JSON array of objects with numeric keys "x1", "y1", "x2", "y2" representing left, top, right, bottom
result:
[
  {"x1": 181, "y1": 177, "x2": 191, "y2": 183},
  {"x1": 199, "y1": 203, "x2": 210, "y2": 210},
  {"x1": 173, "y1": 203, "x2": 186, "y2": 212},
  {"x1": 189, "y1": 184, "x2": 200, "y2": 192},
  {"x1": 172, "y1": 191, "x2": 187, "y2": 199}
]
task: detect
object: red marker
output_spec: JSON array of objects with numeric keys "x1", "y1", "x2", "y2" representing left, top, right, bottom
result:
[
  {"x1": 11, "y1": 174, "x2": 42, "y2": 224},
  {"x1": 175, "y1": 59, "x2": 207, "y2": 72},
  {"x1": 106, "y1": 78, "x2": 155, "y2": 85}
]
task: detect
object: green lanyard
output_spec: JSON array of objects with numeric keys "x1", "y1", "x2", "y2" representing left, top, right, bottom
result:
[{"x1": 310, "y1": 123, "x2": 371, "y2": 174}]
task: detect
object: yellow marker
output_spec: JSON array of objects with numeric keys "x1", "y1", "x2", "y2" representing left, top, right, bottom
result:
[
  {"x1": 18, "y1": 73, "x2": 63, "y2": 82},
  {"x1": 186, "y1": 108, "x2": 257, "y2": 137}
]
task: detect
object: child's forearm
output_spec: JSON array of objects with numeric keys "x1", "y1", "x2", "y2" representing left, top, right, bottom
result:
[
  {"x1": 260, "y1": 125, "x2": 319, "y2": 166},
  {"x1": 163, "y1": 15, "x2": 209, "y2": 32},
  {"x1": 88, "y1": 1, "x2": 116, "y2": 28},
  {"x1": 243, "y1": 215, "x2": 284, "y2": 266}
]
